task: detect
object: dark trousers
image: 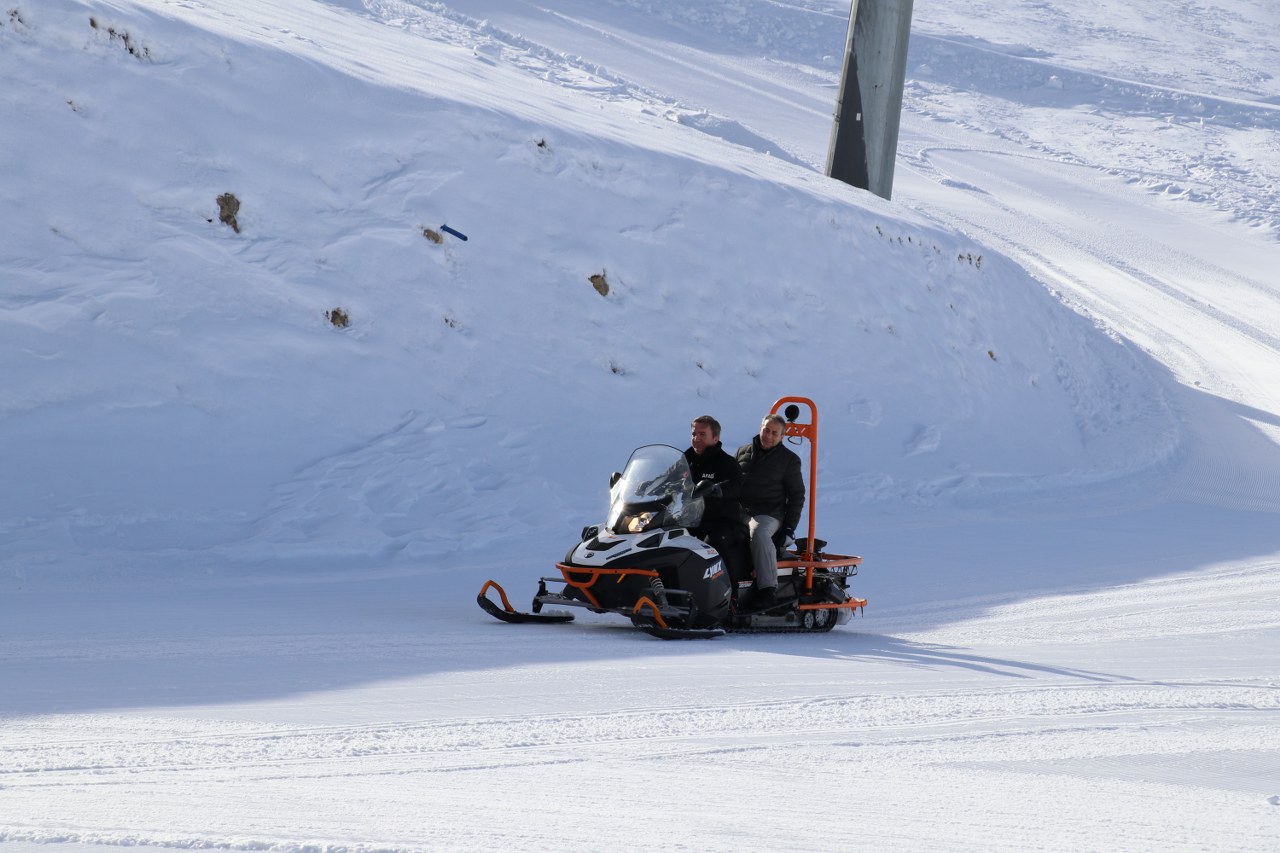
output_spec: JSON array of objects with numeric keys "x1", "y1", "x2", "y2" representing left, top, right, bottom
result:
[{"x1": 697, "y1": 524, "x2": 749, "y2": 584}]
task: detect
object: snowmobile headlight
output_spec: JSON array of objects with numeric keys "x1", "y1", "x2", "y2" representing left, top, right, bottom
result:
[{"x1": 623, "y1": 511, "x2": 657, "y2": 533}]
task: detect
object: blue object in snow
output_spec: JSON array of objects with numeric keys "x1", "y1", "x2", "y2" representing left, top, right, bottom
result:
[{"x1": 441, "y1": 224, "x2": 468, "y2": 241}]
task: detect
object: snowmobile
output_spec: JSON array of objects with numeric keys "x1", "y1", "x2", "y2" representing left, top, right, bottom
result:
[{"x1": 477, "y1": 396, "x2": 866, "y2": 639}]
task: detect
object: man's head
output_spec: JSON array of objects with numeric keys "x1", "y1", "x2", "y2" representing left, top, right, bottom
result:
[
  {"x1": 690, "y1": 415, "x2": 721, "y2": 455},
  {"x1": 759, "y1": 413, "x2": 786, "y2": 449}
]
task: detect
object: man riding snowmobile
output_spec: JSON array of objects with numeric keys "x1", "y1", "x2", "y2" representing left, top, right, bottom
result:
[
  {"x1": 683, "y1": 415, "x2": 747, "y2": 582},
  {"x1": 477, "y1": 397, "x2": 867, "y2": 639}
]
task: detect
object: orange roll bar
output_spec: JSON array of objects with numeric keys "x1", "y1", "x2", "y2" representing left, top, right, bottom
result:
[{"x1": 770, "y1": 396, "x2": 821, "y2": 591}]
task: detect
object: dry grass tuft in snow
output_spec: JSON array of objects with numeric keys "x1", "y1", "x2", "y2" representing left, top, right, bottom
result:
[{"x1": 216, "y1": 192, "x2": 241, "y2": 233}]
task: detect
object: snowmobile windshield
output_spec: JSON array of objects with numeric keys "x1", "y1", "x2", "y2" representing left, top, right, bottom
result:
[{"x1": 606, "y1": 444, "x2": 705, "y2": 535}]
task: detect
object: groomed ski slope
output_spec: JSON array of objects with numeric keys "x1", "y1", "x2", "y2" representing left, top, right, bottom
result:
[{"x1": 2, "y1": 1, "x2": 1279, "y2": 851}]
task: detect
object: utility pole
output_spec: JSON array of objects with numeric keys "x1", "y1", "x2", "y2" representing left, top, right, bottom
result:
[{"x1": 826, "y1": 0, "x2": 915, "y2": 200}]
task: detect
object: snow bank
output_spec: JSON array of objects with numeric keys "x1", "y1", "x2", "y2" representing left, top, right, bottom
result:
[{"x1": 1, "y1": 0, "x2": 1171, "y2": 579}]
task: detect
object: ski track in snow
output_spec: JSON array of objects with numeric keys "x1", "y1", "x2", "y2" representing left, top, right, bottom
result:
[
  {"x1": 3, "y1": 678, "x2": 1279, "y2": 850},
  {"x1": 903, "y1": 31, "x2": 1280, "y2": 234},
  {"x1": 2, "y1": 699, "x2": 1278, "y2": 851},
  {"x1": 902, "y1": 145, "x2": 1280, "y2": 398},
  {"x1": 361, "y1": 0, "x2": 816, "y2": 165}
]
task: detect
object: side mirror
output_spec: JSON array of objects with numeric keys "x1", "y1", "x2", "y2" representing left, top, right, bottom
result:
[
  {"x1": 609, "y1": 471, "x2": 622, "y2": 488},
  {"x1": 784, "y1": 403, "x2": 800, "y2": 422},
  {"x1": 580, "y1": 525, "x2": 600, "y2": 542}
]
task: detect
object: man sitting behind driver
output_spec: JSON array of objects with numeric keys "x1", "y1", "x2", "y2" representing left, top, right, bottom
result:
[{"x1": 735, "y1": 413, "x2": 804, "y2": 607}]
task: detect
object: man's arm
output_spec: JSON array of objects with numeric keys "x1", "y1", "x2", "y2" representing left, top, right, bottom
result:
[
  {"x1": 782, "y1": 454, "x2": 805, "y2": 533},
  {"x1": 716, "y1": 450, "x2": 743, "y2": 501}
]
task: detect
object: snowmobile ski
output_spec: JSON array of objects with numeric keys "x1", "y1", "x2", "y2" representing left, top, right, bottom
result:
[
  {"x1": 477, "y1": 580, "x2": 573, "y2": 624},
  {"x1": 629, "y1": 597, "x2": 725, "y2": 640}
]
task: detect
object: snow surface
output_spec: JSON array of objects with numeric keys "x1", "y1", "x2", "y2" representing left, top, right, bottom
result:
[{"x1": 2, "y1": 0, "x2": 1279, "y2": 850}]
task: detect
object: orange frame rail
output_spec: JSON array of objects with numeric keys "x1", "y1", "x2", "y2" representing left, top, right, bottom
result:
[
  {"x1": 554, "y1": 563, "x2": 659, "y2": 610},
  {"x1": 770, "y1": 395, "x2": 823, "y2": 592},
  {"x1": 796, "y1": 597, "x2": 867, "y2": 613}
]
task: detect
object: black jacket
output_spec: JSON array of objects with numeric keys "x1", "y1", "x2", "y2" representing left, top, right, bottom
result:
[
  {"x1": 684, "y1": 442, "x2": 743, "y2": 537},
  {"x1": 735, "y1": 436, "x2": 804, "y2": 533}
]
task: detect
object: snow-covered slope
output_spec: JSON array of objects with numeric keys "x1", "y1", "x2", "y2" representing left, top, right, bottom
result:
[
  {"x1": 2, "y1": 0, "x2": 1173, "y2": 577},
  {"x1": 2, "y1": 1, "x2": 1279, "y2": 851}
]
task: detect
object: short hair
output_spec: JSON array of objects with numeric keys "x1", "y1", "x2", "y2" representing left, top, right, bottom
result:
[
  {"x1": 691, "y1": 415, "x2": 721, "y2": 439},
  {"x1": 760, "y1": 413, "x2": 786, "y2": 432}
]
